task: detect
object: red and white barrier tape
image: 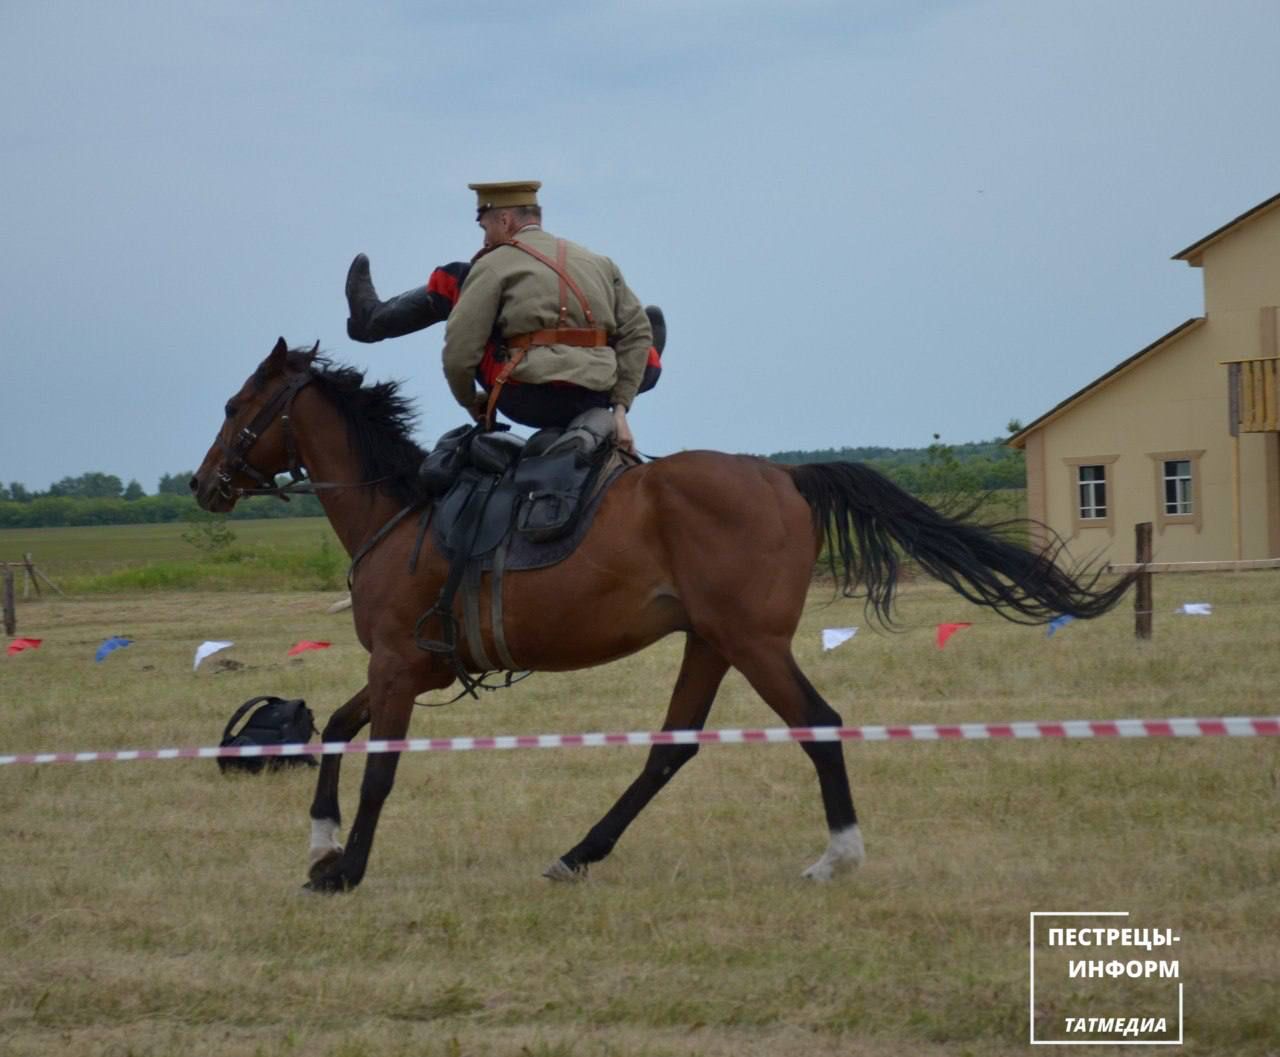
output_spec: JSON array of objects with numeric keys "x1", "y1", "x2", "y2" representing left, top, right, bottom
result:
[{"x1": 2, "y1": 716, "x2": 1277, "y2": 767}]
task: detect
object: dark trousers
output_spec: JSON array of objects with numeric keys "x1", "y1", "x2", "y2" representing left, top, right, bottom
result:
[{"x1": 494, "y1": 383, "x2": 611, "y2": 429}]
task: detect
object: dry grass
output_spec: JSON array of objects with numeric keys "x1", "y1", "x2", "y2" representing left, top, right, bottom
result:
[{"x1": 1, "y1": 574, "x2": 1278, "y2": 1056}]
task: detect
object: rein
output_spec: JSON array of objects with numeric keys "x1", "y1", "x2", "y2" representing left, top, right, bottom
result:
[{"x1": 216, "y1": 370, "x2": 392, "y2": 502}]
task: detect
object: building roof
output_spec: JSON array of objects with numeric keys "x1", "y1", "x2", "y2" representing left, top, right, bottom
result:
[
  {"x1": 1172, "y1": 191, "x2": 1280, "y2": 266},
  {"x1": 1007, "y1": 317, "x2": 1205, "y2": 449}
]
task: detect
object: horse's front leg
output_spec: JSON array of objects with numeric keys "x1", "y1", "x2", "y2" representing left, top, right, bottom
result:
[
  {"x1": 307, "y1": 685, "x2": 371, "y2": 877},
  {"x1": 306, "y1": 652, "x2": 448, "y2": 893}
]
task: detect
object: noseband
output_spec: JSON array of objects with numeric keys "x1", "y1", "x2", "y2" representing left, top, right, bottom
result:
[{"x1": 216, "y1": 372, "x2": 315, "y2": 501}]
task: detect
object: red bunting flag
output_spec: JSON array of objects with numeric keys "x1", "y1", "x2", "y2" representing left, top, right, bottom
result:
[
  {"x1": 7, "y1": 638, "x2": 43, "y2": 656},
  {"x1": 935, "y1": 622, "x2": 972, "y2": 650},
  {"x1": 287, "y1": 640, "x2": 331, "y2": 657}
]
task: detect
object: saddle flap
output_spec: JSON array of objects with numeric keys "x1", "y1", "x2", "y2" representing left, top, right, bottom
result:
[
  {"x1": 513, "y1": 451, "x2": 594, "y2": 543},
  {"x1": 437, "y1": 469, "x2": 520, "y2": 560}
]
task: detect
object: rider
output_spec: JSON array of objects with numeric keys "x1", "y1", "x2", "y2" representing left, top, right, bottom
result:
[{"x1": 344, "y1": 181, "x2": 663, "y2": 451}]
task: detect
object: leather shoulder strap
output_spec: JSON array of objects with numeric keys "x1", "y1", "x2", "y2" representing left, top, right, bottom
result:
[{"x1": 506, "y1": 238, "x2": 597, "y2": 326}]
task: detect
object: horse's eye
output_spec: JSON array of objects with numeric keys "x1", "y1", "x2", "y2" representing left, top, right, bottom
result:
[{"x1": 225, "y1": 402, "x2": 237, "y2": 419}]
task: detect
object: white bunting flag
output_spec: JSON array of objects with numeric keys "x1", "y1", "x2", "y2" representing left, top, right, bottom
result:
[
  {"x1": 194, "y1": 640, "x2": 235, "y2": 671},
  {"x1": 1178, "y1": 603, "x2": 1212, "y2": 616},
  {"x1": 822, "y1": 627, "x2": 858, "y2": 651}
]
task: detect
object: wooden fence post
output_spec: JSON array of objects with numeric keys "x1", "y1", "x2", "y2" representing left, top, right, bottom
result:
[
  {"x1": 23, "y1": 553, "x2": 39, "y2": 599},
  {"x1": 2, "y1": 567, "x2": 15, "y2": 637},
  {"x1": 1135, "y1": 522, "x2": 1153, "y2": 641}
]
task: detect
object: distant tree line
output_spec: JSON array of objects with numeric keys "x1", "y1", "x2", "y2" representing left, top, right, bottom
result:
[
  {"x1": 3, "y1": 471, "x2": 189, "y2": 501},
  {"x1": 0, "y1": 471, "x2": 324, "y2": 527},
  {"x1": 2, "y1": 433, "x2": 1025, "y2": 529},
  {"x1": 764, "y1": 433, "x2": 1025, "y2": 494}
]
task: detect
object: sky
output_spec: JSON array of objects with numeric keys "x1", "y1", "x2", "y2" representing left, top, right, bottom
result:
[{"x1": 3, "y1": 0, "x2": 1280, "y2": 493}]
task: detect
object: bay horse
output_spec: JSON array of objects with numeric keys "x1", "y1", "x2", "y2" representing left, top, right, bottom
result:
[{"x1": 191, "y1": 339, "x2": 1132, "y2": 892}]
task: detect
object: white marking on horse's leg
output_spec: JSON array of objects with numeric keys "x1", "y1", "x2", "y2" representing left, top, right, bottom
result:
[
  {"x1": 542, "y1": 858, "x2": 587, "y2": 883},
  {"x1": 309, "y1": 818, "x2": 343, "y2": 867},
  {"x1": 802, "y1": 824, "x2": 865, "y2": 881}
]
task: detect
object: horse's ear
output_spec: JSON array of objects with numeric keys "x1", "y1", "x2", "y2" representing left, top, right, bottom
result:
[{"x1": 268, "y1": 337, "x2": 288, "y2": 370}]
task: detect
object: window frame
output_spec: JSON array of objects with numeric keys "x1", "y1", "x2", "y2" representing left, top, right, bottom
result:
[
  {"x1": 1147, "y1": 450, "x2": 1204, "y2": 534},
  {"x1": 1063, "y1": 455, "x2": 1119, "y2": 535}
]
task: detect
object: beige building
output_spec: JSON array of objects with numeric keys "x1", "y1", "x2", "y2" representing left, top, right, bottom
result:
[{"x1": 1009, "y1": 192, "x2": 1280, "y2": 565}]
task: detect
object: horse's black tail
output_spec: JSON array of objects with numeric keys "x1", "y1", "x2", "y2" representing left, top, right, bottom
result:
[{"x1": 788, "y1": 461, "x2": 1135, "y2": 627}]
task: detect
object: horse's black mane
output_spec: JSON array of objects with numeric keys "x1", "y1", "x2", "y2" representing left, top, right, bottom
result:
[{"x1": 264, "y1": 347, "x2": 428, "y2": 506}]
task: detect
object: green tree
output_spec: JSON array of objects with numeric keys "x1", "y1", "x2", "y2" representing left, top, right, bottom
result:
[
  {"x1": 6, "y1": 482, "x2": 30, "y2": 502},
  {"x1": 47, "y1": 472, "x2": 124, "y2": 499},
  {"x1": 123, "y1": 479, "x2": 146, "y2": 500},
  {"x1": 157, "y1": 472, "x2": 194, "y2": 496}
]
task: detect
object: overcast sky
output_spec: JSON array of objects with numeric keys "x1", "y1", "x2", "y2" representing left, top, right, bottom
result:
[{"x1": 3, "y1": 0, "x2": 1279, "y2": 492}]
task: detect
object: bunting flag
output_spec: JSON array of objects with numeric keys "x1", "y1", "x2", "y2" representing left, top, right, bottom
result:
[
  {"x1": 6, "y1": 638, "x2": 42, "y2": 657},
  {"x1": 95, "y1": 636, "x2": 133, "y2": 662},
  {"x1": 1178, "y1": 603, "x2": 1212, "y2": 615},
  {"x1": 287, "y1": 640, "x2": 331, "y2": 657},
  {"x1": 1046, "y1": 614, "x2": 1076, "y2": 638},
  {"x1": 821, "y1": 627, "x2": 858, "y2": 651},
  {"x1": 935, "y1": 622, "x2": 972, "y2": 650},
  {"x1": 193, "y1": 640, "x2": 235, "y2": 671}
]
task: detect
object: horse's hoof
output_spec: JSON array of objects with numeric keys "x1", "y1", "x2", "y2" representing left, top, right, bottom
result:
[
  {"x1": 306, "y1": 850, "x2": 356, "y2": 893},
  {"x1": 802, "y1": 854, "x2": 864, "y2": 882},
  {"x1": 802, "y1": 825, "x2": 865, "y2": 881},
  {"x1": 308, "y1": 848, "x2": 343, "y2": 879},
  {"x1": 303, "y1": 870, "x2": 354, "y2": 894},
  {"x1": 542, "y1": 858, "x2": 588, "y2": 883},
  {"x1": 802, "y1": 861, "x2": 837, "y2": 882}
]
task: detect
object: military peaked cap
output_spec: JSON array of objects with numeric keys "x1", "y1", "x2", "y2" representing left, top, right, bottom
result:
[{"x1": 469, "y1": 180, "x2": 542, "y2": 211}]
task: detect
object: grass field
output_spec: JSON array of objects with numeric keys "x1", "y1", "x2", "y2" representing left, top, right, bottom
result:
[
  {"x1": 0, "y1": 518, "x2": 346, "y2": 594},
  {"x1": 0, "y1": 523, "x2": 1277, "y2": 1056},
  {"x1": 0, "y1": 518, "x2": 341, "y2": 580}
]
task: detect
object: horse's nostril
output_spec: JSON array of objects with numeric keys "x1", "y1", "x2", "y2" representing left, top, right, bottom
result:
[{"x1": 188, "y1": 476, "x2": 199, "y2": 493}]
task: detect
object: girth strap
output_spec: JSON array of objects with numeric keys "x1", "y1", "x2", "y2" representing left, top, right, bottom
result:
[
  {"x1": 462, "y1": 561, "x2": 493, "y2": 671},
  {"x1": 490, "y1": 536, "x2": 519, "y2": 671}
]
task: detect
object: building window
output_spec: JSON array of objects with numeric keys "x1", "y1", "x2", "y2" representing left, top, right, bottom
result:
[
  {"x1": 1147, "y1": 450, "x2": 1204, "y2": 533},
  {"x1": 1064, "y1": 455, "x2": 1119, "y2": 536},
  {"x1": 1163, "y1": 459, "x2": 1192, "y2": 515},
  {"x1": 1078, "y1": 465, "x2": 1107, "y2": 519}
]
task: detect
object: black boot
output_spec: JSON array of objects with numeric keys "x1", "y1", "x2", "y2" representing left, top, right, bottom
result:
[
  {"x1": 345, "y1": 254, "x2": 448, "y2": 343},
  {"x1": 644, "y1": 305, "x2": 666, "y2": 355}
]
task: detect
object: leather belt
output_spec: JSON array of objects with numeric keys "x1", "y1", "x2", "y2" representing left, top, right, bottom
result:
[{"x1": 505, "y1": 327, "x2": 609, "y2": 350}]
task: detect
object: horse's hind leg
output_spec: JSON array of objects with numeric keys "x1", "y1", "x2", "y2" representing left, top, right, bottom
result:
[
  {"x1": 544, "y1": 633, "x2": 729, "y2": 882},
  {"x1": 307, "y1": 685, "x2": 370, "y2": 875},
  {"x1": 731, "y1": 642, "x2": 864, "y2": 880}
]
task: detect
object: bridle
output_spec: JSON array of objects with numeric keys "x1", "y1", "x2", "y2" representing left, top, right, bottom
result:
[
  {"x1": 215, "y1": 370, "x2": 390, "y2": 502},
  {"x1": 215, "y1": 371, "x2": 314, "y2": 501}
]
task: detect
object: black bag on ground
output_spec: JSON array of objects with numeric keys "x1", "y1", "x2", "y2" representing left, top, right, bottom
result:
[{"x1": 218, "y1": 696, "x2": 318, "y2": 774}]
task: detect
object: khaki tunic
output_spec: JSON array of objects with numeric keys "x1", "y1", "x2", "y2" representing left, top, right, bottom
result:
[{"x1": 441, "y1": 226, "x2": 653, "y2": 411}]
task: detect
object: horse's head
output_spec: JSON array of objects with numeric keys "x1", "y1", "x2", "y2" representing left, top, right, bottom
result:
[{"x1": 190, "y1": 337, "x2": 319, "y2": 512}]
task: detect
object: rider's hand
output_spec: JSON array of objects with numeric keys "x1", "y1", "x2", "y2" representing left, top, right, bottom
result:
[
  {"x1": 612, "y1": 405, "x2": 636, "y2": 454},
  {"x1": 469, "y1": 391, "x2": 489, "y2": 424}
]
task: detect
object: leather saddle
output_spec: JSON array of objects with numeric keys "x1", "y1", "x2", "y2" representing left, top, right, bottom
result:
[
  {"x1": 425, "y1": 407, "x2": 619, "y2": 566},
  {"x1": 413, "y1": 409, "x2": 631, "y2": 681}
]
